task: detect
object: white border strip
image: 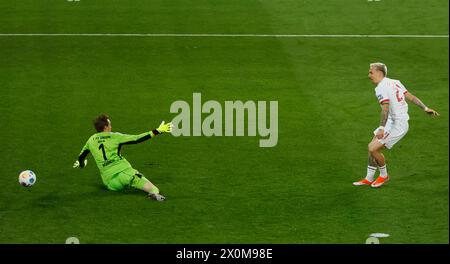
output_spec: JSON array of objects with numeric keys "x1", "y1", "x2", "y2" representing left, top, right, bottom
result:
[{"x1": 0, "y1": 33, "x2": 448, "y2": 38}]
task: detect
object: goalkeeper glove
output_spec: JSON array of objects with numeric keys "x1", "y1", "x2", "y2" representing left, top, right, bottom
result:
[
  {"x1": 156, "y1": 121, "x2": 173, "y2": 133},
  {"x1": 73, "y1": 160, "x2": 87, "y2": 169}
]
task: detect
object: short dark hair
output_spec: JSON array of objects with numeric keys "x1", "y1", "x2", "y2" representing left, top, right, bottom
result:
[{"x1": 93, "y1": 114, "x2": 110, "y2": 132}]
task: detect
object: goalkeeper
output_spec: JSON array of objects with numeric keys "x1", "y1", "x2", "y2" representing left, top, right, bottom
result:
[{"x1": 73, "y1": 114, "x2": 173, "y2": 201}]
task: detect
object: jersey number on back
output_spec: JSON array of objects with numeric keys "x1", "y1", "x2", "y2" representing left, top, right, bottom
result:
[{"x1": 99, "y1": 144, "x2": 108, "y2": 160}]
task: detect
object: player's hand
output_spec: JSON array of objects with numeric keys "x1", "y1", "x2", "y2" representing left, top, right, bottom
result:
[
  {"x1": 156, "y1": 121, "x2": 173, "y2": 133},
  {"x1": 425, "y1": 108, "x2": 440, "y2": 116},
  {"x1": 375, "y1": 128, "x2": 385, "y2": 139},
  {"x1": 73, "y1": 160, "x2": 87, "y2": 169}
]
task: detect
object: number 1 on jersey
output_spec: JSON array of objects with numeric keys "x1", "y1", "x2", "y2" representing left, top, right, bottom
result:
[{"x1": 99, "y1": 144, "x2": 108, "y2": 161}]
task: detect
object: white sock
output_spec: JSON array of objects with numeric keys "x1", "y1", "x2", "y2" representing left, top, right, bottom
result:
[
  {"x1": 379, "y1": 165, "x2": 388, "y2": 178},
  {"x1": 366, "y1": 166, "x2": 377, "y2": 181}
]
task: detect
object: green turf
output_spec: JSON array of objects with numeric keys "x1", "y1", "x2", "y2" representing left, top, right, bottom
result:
[{"x1": 0, "y1": 0, "x2": 448, "y2": 243}]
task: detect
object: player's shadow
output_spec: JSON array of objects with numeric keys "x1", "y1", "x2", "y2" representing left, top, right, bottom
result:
[
  {"x1": 89, "y1": 184, "x2": 148, "y2": 198},
  {"x1": 30, "y1": 185, "x2": 147, "y2": 209},
  {"x1": 143, "y1": 163, "x2": 160, "y2": 167}
]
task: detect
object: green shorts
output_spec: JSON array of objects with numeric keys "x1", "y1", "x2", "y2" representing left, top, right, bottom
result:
[{"x1": 106, "y1": 167, "x2": 150, "y2": 191}]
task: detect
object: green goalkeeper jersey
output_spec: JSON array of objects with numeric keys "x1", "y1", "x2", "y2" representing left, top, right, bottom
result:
[{"x1": 77, "y1": 131, "x2": 158, "y2": 183}]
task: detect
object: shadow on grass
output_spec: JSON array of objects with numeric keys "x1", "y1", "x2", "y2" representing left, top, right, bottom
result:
[{"x1": 28, "y1": 184, "x2": 148, "y2": 209}]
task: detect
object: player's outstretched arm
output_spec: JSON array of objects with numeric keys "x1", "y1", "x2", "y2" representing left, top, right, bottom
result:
[
  {"x1": 405, "y1": 92, "x2": 440, "y2": 116},
  {"x1": 116, "y1": 121, "x2": 174, "y2": 146}
]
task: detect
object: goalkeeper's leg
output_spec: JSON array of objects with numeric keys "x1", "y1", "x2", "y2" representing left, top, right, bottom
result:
[
  {"x1": 129, "y1": 170, "x2": 165, "y2": 201},
  {"x1": 130, "y1": 173, "x2": 159, "y2": 194}
]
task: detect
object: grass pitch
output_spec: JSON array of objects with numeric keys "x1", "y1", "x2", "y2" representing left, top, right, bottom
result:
[{"x1": 0, "y1": 0, "x2": 448, "y2": 243}]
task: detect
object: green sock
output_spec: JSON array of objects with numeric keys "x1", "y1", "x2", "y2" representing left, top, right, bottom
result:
[{"x1": 149, "y1": 186, "x2": 160, "y2": 194}]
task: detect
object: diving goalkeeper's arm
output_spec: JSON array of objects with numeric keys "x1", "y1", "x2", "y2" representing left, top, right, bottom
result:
[{"x1": 73, "y1": 121, "x2": 173, "y2": 169}]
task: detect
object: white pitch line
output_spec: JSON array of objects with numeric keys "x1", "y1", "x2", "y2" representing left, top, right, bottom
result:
[{"x1": 0, "y1": 33, "x2": 448, "y2": 38}]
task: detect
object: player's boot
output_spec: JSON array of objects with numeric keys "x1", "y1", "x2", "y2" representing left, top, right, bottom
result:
[
  {"x1": 371, "y1": 176, "x2": 389, "y2": 188},
  {"x1": 149, "y1": 193, "x2": 166, "y2": 202},
  {"x1": 353, "y1": 179, "x2": 374, "y2": 186}
]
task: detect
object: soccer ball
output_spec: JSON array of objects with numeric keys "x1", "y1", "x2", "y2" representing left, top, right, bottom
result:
[{"x1": 19, "y1": 170, "x2": 36, "y2": 187}]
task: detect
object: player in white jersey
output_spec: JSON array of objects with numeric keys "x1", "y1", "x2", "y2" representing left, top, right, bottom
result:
[{"x1": 353, "y1": 62, "x2": 439, "y2": 188}]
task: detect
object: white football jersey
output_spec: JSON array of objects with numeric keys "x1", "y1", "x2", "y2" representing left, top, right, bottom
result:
[{"x1": 375, "y1": 77, "x2": 409, "y2": 121}]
